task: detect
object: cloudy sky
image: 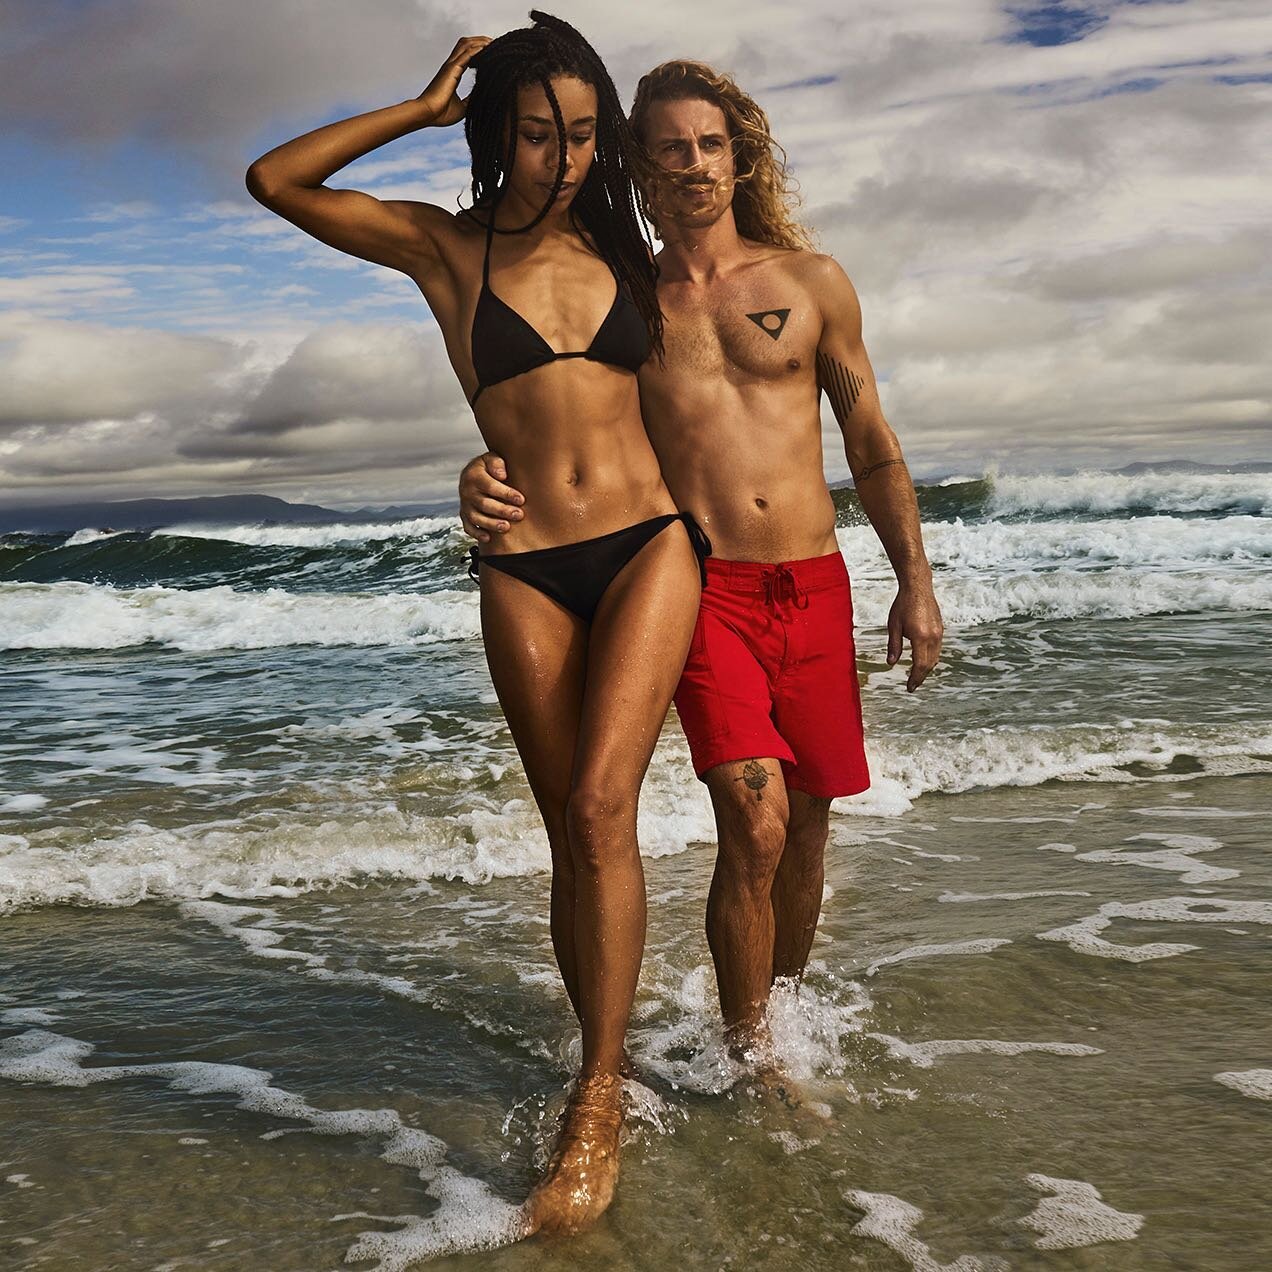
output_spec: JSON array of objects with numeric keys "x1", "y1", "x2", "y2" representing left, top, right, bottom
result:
[{"x1": 1, "y1": 0, "x2": 1268, "y2": 510}]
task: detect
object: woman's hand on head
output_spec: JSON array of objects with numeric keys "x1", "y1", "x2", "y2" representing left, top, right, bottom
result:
[
  {"x1": 459, "y1": 452, "x2": 525, "y2": 542},
  {"x1": 418, "y1": 36, "x2": 491, "y2": 127}
]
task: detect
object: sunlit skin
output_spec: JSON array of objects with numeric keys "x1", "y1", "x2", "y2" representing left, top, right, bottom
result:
[
  {"x1": 461, "y1": 91, "x2": 944, "y2": 1080},
  {"x1": 246, "y1": 37, "x2": 704, "y2": 1236},
  {"x1": 246, "y1": 44, "x2": 676, "y2": 549}
]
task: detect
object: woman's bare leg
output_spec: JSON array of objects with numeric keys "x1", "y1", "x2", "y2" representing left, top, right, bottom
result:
[
  {"x1": 569, "y1": 523, "x2": 700, "y2": 1079},
  {"x1": 528, "y1": 522, "x2": 701, "y2": 1235},
  {"x1": 479, "y1": 571, "x2": 587, "y2": 1016}
]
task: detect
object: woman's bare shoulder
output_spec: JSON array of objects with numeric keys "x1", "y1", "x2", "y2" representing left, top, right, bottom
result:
[{"x1": 389, "y1": 201, "x2": 485, "y2": 246}]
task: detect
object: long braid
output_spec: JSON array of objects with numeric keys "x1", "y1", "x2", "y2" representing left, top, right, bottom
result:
[{"x1": 461, "y1": 11, "x2": 663, "y2": 356}]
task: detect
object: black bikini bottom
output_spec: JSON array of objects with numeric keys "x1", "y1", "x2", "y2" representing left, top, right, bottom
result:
[{"x1": 467, "y1": 511, "x2": 712, "y2": 623}]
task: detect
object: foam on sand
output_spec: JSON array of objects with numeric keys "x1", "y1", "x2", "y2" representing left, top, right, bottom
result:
[
  {"x1": 871, "y1": 1036, "x2": 1102, "y2": 1070},
  {"x1": 1132, "y1": 804, "x2": 1261, "y2": 819},
  {"x1": 865, "y1": 938, "x2": 1012, "y2": 977},
  {"x1": 938, "y1": 890, "x2": 1091, "y2": 903},
  {"x1": 1020, "y1": 1174, "x2": 1144, "y2": 1250},
  {"x1": 844, "y1": 1188, "x2": 989, "y2": 1271},
  {"x1": 0, "y1": 1028, "x2": 526, "y2": 1266},
  {"x1": 1213, "y1": 1070, "x2": 1272, "y2": 1102},
  {"x1": 1074, "y1": 832, "x2": 1236, "y2": 884},
  {"x1": 1038, "y1": 897, "x2": 1272, "y2": 962}
]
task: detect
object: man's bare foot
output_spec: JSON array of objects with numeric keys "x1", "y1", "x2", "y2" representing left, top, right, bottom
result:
[
  {"x1": 745, "y1": 1062, "x2": 834, "y2": 1125},
  {"x1": 724, "y1": 1015, "x2": 771, "y2": 1059},
  {"x1": 748, "y1": 1060, "x2": 805, "y2": 1110},
  {"x1": 524, "y1": 1071, "x2": 624, "y2": 1237}
]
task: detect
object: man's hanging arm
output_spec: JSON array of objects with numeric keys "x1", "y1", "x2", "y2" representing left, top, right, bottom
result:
[{"x1": 812, "y1": 256, "x2": 943, "y2": 689}]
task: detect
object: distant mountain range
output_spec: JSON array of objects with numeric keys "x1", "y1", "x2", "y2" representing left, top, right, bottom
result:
[
  {"x1": 827, "y1": 458, "x2": 1269, "y2": 491},
  {"x1": 0, "y1": 493, "x2": 456, "y2": 534},
  {"x1": 2, "y1": 459, "x2": 1267, "y2": 533}
]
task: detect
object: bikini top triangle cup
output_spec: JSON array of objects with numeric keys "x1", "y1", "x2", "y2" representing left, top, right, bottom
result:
[{"x1": 468, "y1": 216, "x2": 651, "y2": 406}]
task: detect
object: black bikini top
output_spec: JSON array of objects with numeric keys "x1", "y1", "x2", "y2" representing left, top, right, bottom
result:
[{"x1": 468, "y1": 217, "x2": 651, "y2": 406}]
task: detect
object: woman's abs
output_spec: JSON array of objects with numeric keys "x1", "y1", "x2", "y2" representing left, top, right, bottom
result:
[{"x1": 475, "y1": 374, "x2": 675, "y2": 552}]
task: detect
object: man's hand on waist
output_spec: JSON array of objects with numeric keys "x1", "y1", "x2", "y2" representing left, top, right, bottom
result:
[{"x1": 458, "y1": 452, "x2": 524, "y2": 543}]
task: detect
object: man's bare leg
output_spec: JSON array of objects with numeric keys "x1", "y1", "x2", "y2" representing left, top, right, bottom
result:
[
  {"x1": 771, "y1": 790, "x2": 832, "y2": 982},
  {"x1": 703, "y1": 758, "x2": 789, "y2": 1054}
]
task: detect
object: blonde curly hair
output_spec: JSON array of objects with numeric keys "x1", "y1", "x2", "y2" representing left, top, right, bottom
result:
[{"x1": 629, "y1": 60, "x2": 813, "y2": 251}]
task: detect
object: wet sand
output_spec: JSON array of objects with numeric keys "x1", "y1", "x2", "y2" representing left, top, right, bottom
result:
[{"x1": 4, "y1": 772, "x2": 1270, "y2": 1270}]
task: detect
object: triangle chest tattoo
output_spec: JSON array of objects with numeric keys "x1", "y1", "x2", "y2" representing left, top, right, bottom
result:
[{"x1": 746, "y1": 308, "x2": 792, "y2": 340}]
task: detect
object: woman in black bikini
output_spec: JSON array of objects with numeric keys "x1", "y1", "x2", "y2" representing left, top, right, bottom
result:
[{"x1": 246, "y1": 11, "x2": 706, "y2": 1236}]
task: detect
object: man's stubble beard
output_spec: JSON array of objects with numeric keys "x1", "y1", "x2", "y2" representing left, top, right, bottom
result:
[{"x1": 653, "y1": 174, "x2": 737, "y2": 236}]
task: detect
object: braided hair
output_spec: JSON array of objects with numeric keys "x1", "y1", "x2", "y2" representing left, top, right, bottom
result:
[{"x1": 462, "y1": 10, "x2": 663, "y2": 356}]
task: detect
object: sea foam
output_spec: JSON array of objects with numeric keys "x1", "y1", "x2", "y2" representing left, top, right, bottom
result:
[
  {"x1": 0, "y1": 581, "x2": 479, "y2": 651},
  {"x1": 0, "y1": 1027, "x2": 526, "y2": 1266},
  {"x1": 2, "y1": 720, "x2": 1265, "y2": 912},
  {"x1": 871, "y1": 1035, "x2": 1103, "y2": 1069},
  {"x1": 986, "y1": 469, "x2": 1271, "y2": 517},
  {"x1": 1038, "y1": 897, "x2": 1272, "y2": 962},
  {"x1": 844, "y1": 1188, "x2": 990, "y2": 1271},
  {"x1": 1020, "y1": 1174, "x2": 1144, "y2": 1250},
  {"x1": 1213, "y1": 1070, "x2": 1272, "y2": 1102},
  {"x1": 155, "y1": 515, "x2": 458, "y2": 549}
]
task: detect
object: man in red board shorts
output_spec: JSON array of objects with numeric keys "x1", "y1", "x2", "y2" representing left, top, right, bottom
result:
[{"x1": 459, "y1": 61, "x2": 943, "y2": 1081}]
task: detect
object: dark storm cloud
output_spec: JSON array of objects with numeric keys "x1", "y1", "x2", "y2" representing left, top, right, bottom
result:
[
  {"x1": 0, "y1": 0, "x2": 456, "y2": 150},
  {"x1": 1, "y1": 0, "x2": 1268, "y2": 505}
]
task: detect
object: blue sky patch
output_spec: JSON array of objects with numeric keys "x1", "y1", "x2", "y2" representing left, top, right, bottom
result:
[
  {"x1": 769, "y1": 73, "x2": 839, "y2": 92},
  {"x1": 1004, "y1": 3, "x2": 1109, "y2": 47},
  {"x1": 1091, "y1": 75, "x2": 1165, "y2": 98}
]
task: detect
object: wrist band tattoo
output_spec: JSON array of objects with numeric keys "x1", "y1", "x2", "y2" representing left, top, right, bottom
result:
[{"x1": 856, "y1": 457, "x2": 906, "y2": 482}]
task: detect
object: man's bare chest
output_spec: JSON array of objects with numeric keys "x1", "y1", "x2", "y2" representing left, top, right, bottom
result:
[{"x1": 658, "y1": 284, "x2": 820, "y2": 382}]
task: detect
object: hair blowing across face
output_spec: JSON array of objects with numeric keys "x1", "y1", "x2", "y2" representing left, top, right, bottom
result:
[
  {"x1": 630, "y1": 60, "x2": 814, "y2": 252},
  {"x1": 463, "y1": 10, "x2": 663, "y2": 356}
]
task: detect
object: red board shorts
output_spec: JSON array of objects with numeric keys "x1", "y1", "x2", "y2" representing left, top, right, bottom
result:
[{"x1": 672, "y1": 551, "x2": 871, "y2": 799}]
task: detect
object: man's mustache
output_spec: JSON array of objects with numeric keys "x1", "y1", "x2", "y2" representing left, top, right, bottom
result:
[{"x1": 657, "y1": 174, "x2": 728, "y2": 192}]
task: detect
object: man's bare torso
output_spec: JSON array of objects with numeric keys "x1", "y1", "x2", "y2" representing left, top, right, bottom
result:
[{"x1": 638, "y1": 240, "x2": 840, "y2": 564}]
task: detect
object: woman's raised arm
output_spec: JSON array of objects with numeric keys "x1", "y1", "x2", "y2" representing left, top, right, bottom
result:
[{"x1": 244, "y1": 36, "x2": 490, "y2": 277}]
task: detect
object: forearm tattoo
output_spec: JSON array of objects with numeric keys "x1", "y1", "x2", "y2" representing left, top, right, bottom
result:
[
  {"x1": 856, "y1": 457, "x2": 907, "y2": 482},
  {"x1": 816, "y1": 351, "x2": 865, "y2": 419},
  {"x1": 735, "y1": 759, "x2": 772, "y2": 801}
]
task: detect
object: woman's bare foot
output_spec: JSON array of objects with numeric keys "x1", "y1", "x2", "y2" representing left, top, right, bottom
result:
[{"x1": 525, "y1": 1071, "x2": 624, "y2": 1237}]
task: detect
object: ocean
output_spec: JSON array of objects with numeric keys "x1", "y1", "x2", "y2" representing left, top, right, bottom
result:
[{"x1": 1, "y1": 467, "x2": 1269, "y2": 1270}]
